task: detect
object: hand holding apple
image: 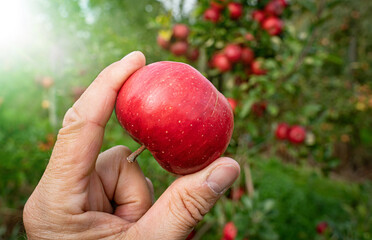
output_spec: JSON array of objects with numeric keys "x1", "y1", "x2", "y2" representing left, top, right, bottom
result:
[{"x1": 23, "y1": 52, "x2": 240, "y2": 240}]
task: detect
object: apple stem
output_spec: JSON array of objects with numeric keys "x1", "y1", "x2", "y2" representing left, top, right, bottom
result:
[{"x1": 127, "y1": 145, "x2": 146, "y2": 163}]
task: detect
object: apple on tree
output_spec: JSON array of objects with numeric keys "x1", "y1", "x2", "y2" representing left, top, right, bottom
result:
[
  {"x1": 224, "y1": 44, "x2": 242, "y2": 63},
  {"x1": 204, "y1": 7, "x2": 221, "y2": 23},
  {"x1": 227, "y1": 2, "x2": 243, "y2": 20},
  {"x1": 222, "y1": 222, "x2": 237, "y2": 240},
  {"x1": 288, "y1": 125, "x2": 306, "y2": 144},
  {"x1": 172, "y1": 24, "x2": 190, "y2": 40},
  {"x1": 116, "y1": 61, "x2": 234, "y2": 175},
  {"x1": 170, "y1": 41, "x2": 188, "y2": 56},
  {"x1": 211, "y1": 53, "x2": 232, "y2": 72},
  {"x1": 262, "y1": 16, "x2": 283, "y2": 36},
  {"x1": 275, "y1": 123, "x2": 290, "y2": 140}
]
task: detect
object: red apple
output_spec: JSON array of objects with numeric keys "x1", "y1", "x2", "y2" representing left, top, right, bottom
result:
[
  {"x1": 224, "y1": 44, "x2": 242, "y2": 63},
  {"x1": 275, "y1": 123, "x2": 289, "y2": 140},
  {"x1": 222, "y1": 222, "x2": 237, "y2": 240},
  {"x1": 116, "y1": 61, "x2": 234, "y2": 175},
  {"x1": 212, "y1": 53, "x2": 232, "y2": 72},
  {"x1": 241, "y1": 47, "x2": 255, "y2": 65},
  {"x1": 245, "y1": 33, "x2": 255, "y2": 41},
  {"x1": 288, "y1": 125, "x2": 306, "y2": 144},
  {"x1": 157, "y1": 35, "x2": 170, "y2": 50},
  {"x1": 172, "y1": 24, "x2": 190, "y2": 40},
  {"x1": 277, "y1": 0, "x2": 288, "y2": 7},
  {"x1": 316, "y1": 222, "x2": 328, "y2": 235},
  {"x1": 170, "y1": 41, "x2": 188, "y2": 56},
  {"x1": 252, "y1": 101, "x2": 267, "y2": 117},
  {"x1": 252, "y1": 10, "x2": 265, "y2": 23},
  {"x1": 211, "y1": 0, "x2": 225, "y2": 10},
  {"x1": 229, "y1": 187, "x2": 245, "y2": 201},
  {"x1": 186, "y1": 230, "x2": 196, "y2": 240},
  {"x1": 262, "y1": 16, "x2": 283, "y2": 36},
  {"x1": 228, "y1": 2, "x2": 243, "y2": 20},
  {"x1": 227, "y1": 98, "x2": 238, "y2": 112},
  {"x1": 265, "y1": 0, "x2": 284, "y2": 16},
  {"x1": 251, "y1": 60, "x2": 267, "y2": 75},
  {"x1": 187, "y1": 48, "x2": 200, "y2": 62},
  {"x1": 204, "y1": 8, "x2": 221, "y2": 23}
]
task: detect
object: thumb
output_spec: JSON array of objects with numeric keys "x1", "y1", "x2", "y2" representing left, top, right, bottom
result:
[{"x1": 128, "y1": 157, "x2": 240, "y2": 240}]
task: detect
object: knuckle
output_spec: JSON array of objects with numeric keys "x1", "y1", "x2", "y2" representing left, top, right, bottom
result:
[
  {"x1": 114, "y1": 145, "x2": 132, "y2": 157},
  {"x1": 169, "y1": 186, "x2": 211, "y2": 228},
  {"x1": 61, "y1": 107, "x2": 84, "y2": 129}
]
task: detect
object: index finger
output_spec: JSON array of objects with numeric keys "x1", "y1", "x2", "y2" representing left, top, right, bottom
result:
[{"x1": 49, "y1": 51, "x2": 146, "y2": 184}]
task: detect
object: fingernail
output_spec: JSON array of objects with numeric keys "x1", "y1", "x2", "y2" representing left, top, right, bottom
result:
[{"x1": 207, "y1": 164, "x2": 240, "y2": 194}]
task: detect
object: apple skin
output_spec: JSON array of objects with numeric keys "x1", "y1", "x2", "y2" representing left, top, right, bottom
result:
[
  {"x1": 275, "y1": 123, "x2": 289, "y2": 140},
  {"x1": 116, "y1": 61, "x2": 234, "y2": 175},
  {"x1": 204, "y1": 7, "x2": 221, "y2": 23},
  {"x1": 262, "y1": 16, "x2": 283, "y2": 36},
  {"x1": 288, "y1": 125, "x2": 306, "y2": 144},
  {"x1": 224, "y1": 44, "x2": 242, "y2": 63},
  {"x1": 170, "y1": 41, "x2": 188, "y2": 56},
  {"x1": 228, "y1": 2, "x2": 243, "y2": 20},
  {"x1": 172, "y1": 24, "x2": 190, "y2": 40}
]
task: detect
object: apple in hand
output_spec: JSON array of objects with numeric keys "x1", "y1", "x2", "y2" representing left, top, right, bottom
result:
[{"x1": 116, "y1": 61, "x2": 234, "y2": 175}]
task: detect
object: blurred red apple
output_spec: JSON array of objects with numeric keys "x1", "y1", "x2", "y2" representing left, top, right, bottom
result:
[
  {"x1": 265, "y1": 0, "x2": 285, "y2": 16},
  {"x1": 245, "y1": 33, "x2": 255, "y2": 41},
  {"x1": 222, "y1": 222, "x2": 237, "y2": 240},
  {"x1": 262, "y1": 16, "x2": 283, "y2": 36},
  {"x1": 212, "y1": 53, "x2": 232, "y2": 72},
  {"x1": 229, "y1": 187, "x2": 245, "y2": 201},
  {"x1": 227, "y1": 98, "x2": 238, "y2": 112},
  {"x1": 224, "y1": 44, "x2": 242, "y2": 63},
  {"x1": 170, "y1": 41, "x2": 188, "y2": 56},
  {"x1": 187, "y1": 48, "x2": 200, "y2": 62},
  {"x1": 288, "y1": 125, "x2": 306, "y2": 144},
  {"x1": 228, "y1": 2, "x2": 243, "y2": 20},
  {"x1": 252, "y1": 101, "x2": 267, "y2": 117},
  {"x1": 275, "y1": 123, "x2": 289, "y2": 140},
  {"x1": 204, "y1": 7, "x2": 221, "y2": 23},
  {"x1": 251, "y1": 60, "x2": 267, "y2": 75},
  {"x1": 316, "y1": 222, "x2": 329, "y2": 235},
  {"x1": 157, "y1": 35, "x2": 170, "y2": 50},
  {"x1": 241, "y1": 47, "x2": 255, "y2": 65},
  {"x1": 116, "y1": 61, "x2": 234, "y2": 175},
  {"x1": 173, "y1": 24, "x2": 190, "y2": 40},
  {"x1": 252, "y1": 10, "x2": 265, "y2": 23}
]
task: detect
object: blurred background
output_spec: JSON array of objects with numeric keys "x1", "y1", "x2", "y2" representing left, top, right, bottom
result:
[{"x1": 0, "y1": 0, "x2": 372, "y2": 239}]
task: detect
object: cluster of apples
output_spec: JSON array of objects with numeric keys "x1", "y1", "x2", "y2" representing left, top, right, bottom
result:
[
  {"x1": 204, "y1": 0, "x2": 243, "y2": 23},
  {"x1": 252, "y1": 0, "x2": 288, "y2": 36},
  {"x1": 209, "y1": 42, "x2": 266, "y2": 76},
  {"x1": 275, "y1": 123, "x2": 306, "y2": 144},
  {"x1": 157, "y1": 24, "x2": 199, "y2": 61}
]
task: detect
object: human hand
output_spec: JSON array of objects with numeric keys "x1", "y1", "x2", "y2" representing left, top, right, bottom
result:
[{"x1": 23, "y1": 51, "x2": 240, "y2": 240}]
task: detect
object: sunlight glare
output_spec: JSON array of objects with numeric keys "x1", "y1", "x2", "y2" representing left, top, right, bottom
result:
[{"x1": 0, "y1": 0, "x2": 31, "y2": 48}]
